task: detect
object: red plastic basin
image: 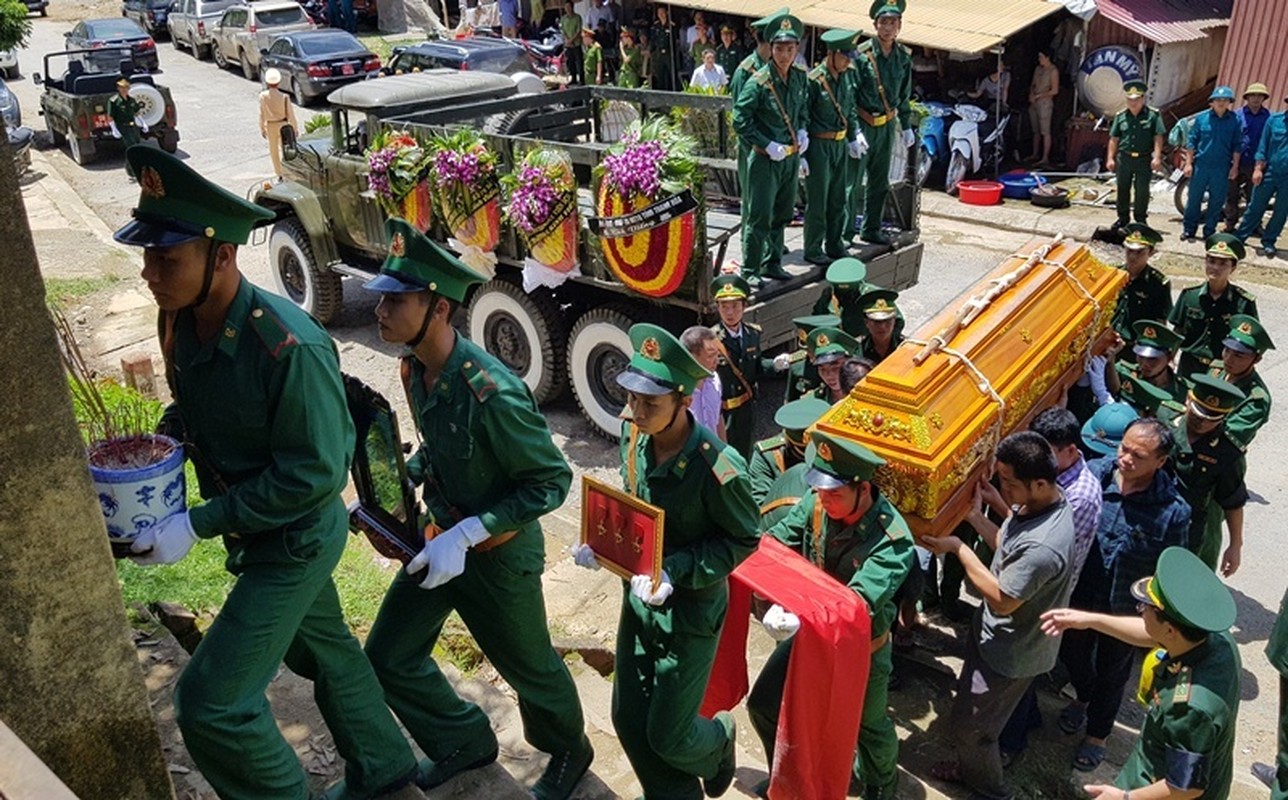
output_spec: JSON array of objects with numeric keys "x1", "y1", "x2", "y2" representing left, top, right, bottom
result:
[{"x1": 958, "y1": 180, "x2": 1005, "y2": 205}]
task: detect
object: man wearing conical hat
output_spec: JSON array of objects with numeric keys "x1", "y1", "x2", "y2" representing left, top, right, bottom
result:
[
  {"x1": 1168, "y1": 232, "x2": 1259, "y2": 377},
  {"x1": 572, "y1": 322, "x2": 758, "y2": 800},
  {"x1": 361, "y1": 219, "x2": 592, "y2": 800},
  {"x1": 1042, "y1": 547, "x2": 1242, "y2": 800},
  {"x1": 733, "y1": 11, "x2": 809, "y2": 285},
  {"x1": 1224, "y1": 82, "x2": 1271, "y2": 232},
  {"x1": 116, "y1": 148, "x2": 425, "y2": 800}
]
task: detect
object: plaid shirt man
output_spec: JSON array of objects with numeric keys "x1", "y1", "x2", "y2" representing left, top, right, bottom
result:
[{"x1": 1056, "y1": 456, "x2": 1102, "y2": 576}]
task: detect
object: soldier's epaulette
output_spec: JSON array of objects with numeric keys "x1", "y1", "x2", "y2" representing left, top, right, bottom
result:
[
  {"x1": 754, "y1": 69, "x2": 771, "y2": 86},
  {"x1": 898, "y1": 42, "x2": 912, "y2": 57},
  {"x1": 1173, "y1": 666, "x2": 1192, "y2": 704},
  {"x1": 746, "y1": 321, "x2": 763, "y2": 333},
  {"x1": 699, "y1": 440, "x2": 740, "y2": 485},
  {"x1": 1235, "y1": 285, "x2": 1257, "y2": 303},
  {"x1": 1150, "y1": 267, "x2": 1171, "y2": 286},
  {"x1": 755, "y1": 434, "x2": 786, "y2": 453},
  {"x1": 461, "y1": 359, "x2": 499, "y2": 403},
  {"x1": 879, "y1": 510, "x2": 911, "y2": 542},
  {"x1": 789, "y1": 350, "x2": 807, "y2": 363},
  {"x1": 792, "y1": 62, "x2": 807, "y2": 73},
  {"x1": 248, "y1": 306, "x2": 298, "y2": 359},
  {"x1": 856, "y1": 39, "x2": 873, "y2": 54}
]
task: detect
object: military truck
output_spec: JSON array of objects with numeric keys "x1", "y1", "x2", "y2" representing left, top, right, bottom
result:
[
  {"x1": 254, "y1": 70, "x2": 924, "y2": 438},
  {"x1": 33, "y1": 48, "x2": 179, "y2": 165}
]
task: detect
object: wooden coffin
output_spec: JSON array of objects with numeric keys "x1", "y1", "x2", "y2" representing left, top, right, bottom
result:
[{"x1": 815, "y1": 236, "x2": 1126, "y2": 538}]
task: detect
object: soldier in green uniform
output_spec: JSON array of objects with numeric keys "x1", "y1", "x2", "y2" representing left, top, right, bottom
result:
[
  {"x1": 714, "y1": 24, "x2": 744, "y2": 82},
  {"x1": 711, "y1": 274, "x2": 784, "y2": 458},
  {"x1": 849, "y1": 0, "x2": 914, "y2": 246},
  {"x1": 1253, "y1": 587, "x2": 1288, "y2": 798},
  {"x1": 118, "y1": 148, "x2": 423, "y2": 800},
  {"x1": 1110, "y1": 224, "x2": 1172, "y2": 351},
  {"x1": 361, "y1": 220, "x2": 591, "y2": 800},
  {"x1": 1207, "y1": 313, "x2": 1274, "y2": 449},
  {"x1": 731, "y1": 8, "x2": 784, "y2": 256},
  {"x1": 1118, "y1": 369, "x2": 1180, "y2": 419},
  {"x1": 733, "y1": 12, "x2": 809, "y2": 285},
  {"x1": 1108, "y1": 320, "x2": 1186, "y2": 407},
  {"x1": 1169, "y1": 375, "x2": 1248, "y2": 575},
  {"x1": 1169, "y1": 233, "x2": 1259, "y2": 377},
  {"x1": 1106, "y1": 81, "x2": 1165, "y2": 230},
  {"x1": 858, "y1": 288, "x2": 902, "y2": 364},
  {"x1": 1041, "y1": 547, "x2": 1241, "y2": 800},
  {"x1": 572, "y1": 323, "x2": 760, "y2": 800},
  {"x1": 783, "y1": 313, "x2": 840, "y2": 402},
  {"x1": 109, "y1": 79, "x2": 147, "y2": 177},
  {"x1": 748, "y1": 396, "x2": 830, "y2": 507},
  {"x1": 812, "y1": 257, "x2": 907, "y2": 338},
  {"x1": 749, "y1": 430, "x2": 914, "y2": 799},
  {"x1": 803, "y1": 29, "x2": 866, "y2": 265},
  {"x1": 807, "y1": 326, "x2": 860, "y2": 404}
]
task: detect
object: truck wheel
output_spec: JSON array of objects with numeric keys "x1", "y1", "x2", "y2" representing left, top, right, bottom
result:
[
  {"x1": 197, "y1": 42, "x2": 211, "y2": 61},
  {"x1": 466, "y1": 278, "x2": 567, "y2": 403},
  {"x1": 568, "y1": 305, "x2": 638, "y2": 440},
  {"x1": 269, "y1": 219, "x2": 342, "y2": 324},
  {"x1": 212, "y1": 42, "x2": 227, "y2": 69},
  {"x1": 1174, "y1": 177, "x2": 1192, "y2": 216},
  {"x1": 49, "y1": 124, "x2": 66, "y2": 147},
  {"x1": 482, "y1": 108, "x2": 536, "y2": 136},
  {"x1": 68, "y1": 136, "x2": 95, "y2": 166},
  {"x1": 241, "y1": 52, "x2": 257, "y2": 81}
]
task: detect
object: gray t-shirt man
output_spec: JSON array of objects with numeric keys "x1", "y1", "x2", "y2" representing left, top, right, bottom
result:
[{"x1": 977, "y1": 496, "x2": 1078, "y2": 678}]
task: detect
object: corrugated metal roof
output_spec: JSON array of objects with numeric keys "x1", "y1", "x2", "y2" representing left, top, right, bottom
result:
[
  {"x1": 1218, "y1": 0, "x2": 1288, "y2": 107},
  {"x1": 1092, "y1": 0, "x2": 1232, "y2": 44},
  {"x1": 661, "y1": 0, "x2": 1065, "y2": 54}
]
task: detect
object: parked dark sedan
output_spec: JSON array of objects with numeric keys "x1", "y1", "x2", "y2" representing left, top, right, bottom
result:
[
  {"x1": 65, "y1": 18, "x2": 160, "y2": 72},
  {"x1": 122, "y1": 0, "x2": 173, "y2": 38},
  {"x1": 260, "y1": 30, "x2": 379, "y2": 105},
  {"x1": 383, "y1": 36, "x2": 528, "y2": 77}
]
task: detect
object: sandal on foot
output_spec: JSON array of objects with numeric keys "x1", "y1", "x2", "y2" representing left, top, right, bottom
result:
[
  {"x1": 1057, "y1": 703, "x2": 1087, "y2": 735},
  {"x1": 1073, "y1": 742, "x2": 1106, "y2": 772},
  {"x1": 929, "y1": 760, "x2": 964, "y2": 784}
]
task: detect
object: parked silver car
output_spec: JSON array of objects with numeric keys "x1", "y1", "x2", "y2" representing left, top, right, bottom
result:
[
  {"x1": 0, "y1": 49, "x2": 18, "y2": 79},
  {"x1": 210, "y1": 0, "x2": 313, "y2": 81},
  {"x1": 167, "y1": 0, "x2": 237, "y2": 60}
]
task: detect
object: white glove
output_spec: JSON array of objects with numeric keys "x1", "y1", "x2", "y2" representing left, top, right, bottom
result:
[
  {"x1": 570, "y1": 542, "x2": 601, "y2": 570},
  {"x1": 110, "y1": 121, "x2": 122, "y2": 139},
  {"x1": 129, "y1": 511, "x2": 198, "y2": 566},
  {"x1": 761, "y1": 603, "x2": 800, "y2": 642},
  {"x1": 848, "y1": 132, "x2": 869, "y2": 159},
  {"x1": 902, "y1": 128, "x2": 915, "y2": 148},
  {"x1": 766, "y1": 141, "x2": 788, "y2": 162},
  {"x1": 796, "y1": 128, "x2": 810, "y2": 154},
  {"x1": 799, "y1": 159, "x2": 810, "y2": 179},
  {"x1": 630, "y1": 571, "x2": 673, "y2": 606},
  {"x1": 136, "y1": 117, "x2": 149, "y2": 134},
  {"x1": 406, "y1": 516, "x2": 489, "y2": 590},
  {"x1": 772, "y1": 352, "x2": 791, "y2": 371}
]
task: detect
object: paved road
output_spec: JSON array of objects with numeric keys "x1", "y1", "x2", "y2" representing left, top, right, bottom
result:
[{"x1": 9, "y1": 12, "x2": 1288, "y2": 796}]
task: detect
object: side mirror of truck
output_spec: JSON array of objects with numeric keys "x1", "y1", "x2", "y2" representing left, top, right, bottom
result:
[
  {"x1": 31, "y1": 72, "x2": 42, "y2": 86},
  {"x1": 280, "y1": 123, "x2": 297, "y2": 161}
]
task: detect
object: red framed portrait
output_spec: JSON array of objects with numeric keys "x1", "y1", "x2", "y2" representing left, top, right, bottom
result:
[{"x1": 581, "y1": 475, "x2": 665, "y2": 588}]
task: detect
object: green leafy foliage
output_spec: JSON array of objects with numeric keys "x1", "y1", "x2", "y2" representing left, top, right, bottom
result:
[
  {"x1": 303, "y1": 113, "x2": 332, "y2": 134},
  {"x1": 0, "y1": 0, "x2": 32, "y2": 53}
]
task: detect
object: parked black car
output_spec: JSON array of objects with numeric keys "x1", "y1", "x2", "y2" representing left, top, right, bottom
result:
[
  {"x1": 382, "y1": 36, "x2": 528, "y2": 77},
  {"x1": 122, "y1": 0, "x2": 173, "y2": 38},
  {"x1": 24, "y1": 0, "x2": 49, "y2": 17},
  {"x1": 260, "y1": 30, "x2": 379, "y2": 105},
  {"x1": 65, "y1": 18, "x2": 160, "y2": 72}
]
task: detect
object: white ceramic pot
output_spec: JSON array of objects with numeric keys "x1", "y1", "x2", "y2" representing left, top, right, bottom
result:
[{"x1": 88, "y1": 435, "x2": 186, "y2": 543}]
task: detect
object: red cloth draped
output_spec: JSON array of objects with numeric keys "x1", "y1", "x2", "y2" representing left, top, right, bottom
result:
[{"x1": 701, "y1": 537, "x2": 871, "y2": 800}]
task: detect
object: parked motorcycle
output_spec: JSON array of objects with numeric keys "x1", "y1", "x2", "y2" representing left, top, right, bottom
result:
[
  {"x1": 916, "y1": 100, "x2": 953, "y2": 187},
  {"x1": 945, "y1": 103, "x2": 1012, "y2": 194},
  {"x1": 513, "y1": 26, "x2": 563, "y2": 77}
]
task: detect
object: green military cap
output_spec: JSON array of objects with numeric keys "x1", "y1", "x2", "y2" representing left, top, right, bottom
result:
[
  {"x1": 770, "y1": 14, "x2": 803, "y2": 43},
  {"x1": 1205, "y1": 232, "x2": 1246, "y2": 261},
  {"x1": 114, "y1": 147, "x2": 274, "y2": 248},
  {"x1": 363, "y1": 218, "x2": 486, "y2": 301},
  {"x1": 1120, "y1": 371, "x2": 1173, "y2": 417},
  {"x1": 1081, "y1": 401, "x2": 1138, "y2": 455},
  {"x1": 793, "y1": 313, "x2": 840, "y2": 348},
  {"x1": 1131, "y1": 319, "x2": 1182, "y2": 359},
  {"x1": 1132, "y1": 546, "x2": 1237, "y2": 632},
  {"x1": 825, "y1": 257, "x2": 867, "y2": 290},
  {"x1": 869, "y1": 0, "x2": 905, "y2": 19},
  {"x1": 805, "y1": 429, "x2": 886, "y2": 489},
  {"x1": 1223, "y1": 313, "x2": 1274, "y2": 354},
  {"x1": 1123, "y1": 80, "x2": 1147, "y2": 99},
  {"x1": 1122, "y1": 222, "x2": 1162, "y2": 250},
  {"x1": 774, "y1": 396, "x2": 830, "y2": 443},
  {"x1": 752, "y1": 7, "x2": 790, "y2": 30},
  {"x1": 806, "y1": 326, "x2": 859, "y2": 365},
  {"x1": 712, "y1": 274, "x2": 752, "y2": 302},
  {"x1": 860, "y1": 289, "x2": 899, "y2": 321},
  {"x1": 1186, "y1": 373, "x2": 1246, "y2": 420},
  {"x1": 617, "y1": 323, "x2": 710, "y2": 397},
  {"x1": 821, "y1": 29, "x2": 859, "y2": 52}
]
